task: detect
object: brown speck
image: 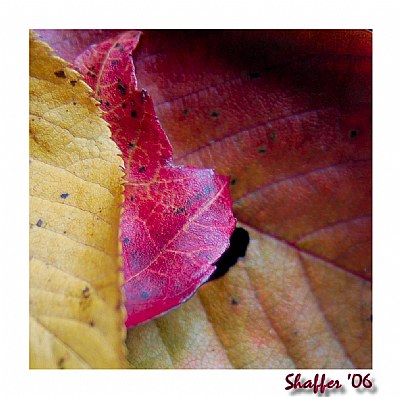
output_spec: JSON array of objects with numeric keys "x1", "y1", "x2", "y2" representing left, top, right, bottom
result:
[
  {"x1": 130, "y1": 110, "x2": 137, "y2": 118},
  {"x1": 138, "y1": 166, "x2": 146, "y2": 173},
  {"x1": 117, "y1": 83, "x2": 127, "y2": 95},
  {"x1": 89, "y1": 320, "x2": 95, "y2": 327},
  {"x1": 57, "y1": 357, "x2": 65, "y2": 369},
  {"x1": 130, "y1": 196, "x2": 135, "y2": 201},
  {"x1": 129, "y1": 142, "x2": 135, "y2": 148},
  {"x1": 122, "y1": 103, "x2": 127, "y2": 109},
  {"x1": 269, "y1": 132, "x2": 277, "y2": 142},
  {"x1": 176, "y1": 207, "x2": 185, "y2": 214},
  {"x1": 230, "y1": 178, "x2": 237, "y2": 186},
  {"x1": 231, "y1": 298, "x2": 239, "y2": 305},
  {"x1": 183, "y1": 108, "x2": 189, "y2": 115},
  {"x1": 70, "y1": 80, "x2": 77, "y2": 86},
  {"x1": 349, "y1": 129, "x2": 359, "y2": 138},
  {"x1": 54, "y1": 70, "x2": 66, "y2": 78},
  {"x1": 82, "y1": 287, "x2": 90, "y2": 299},
  {"x1": 258, "y1": 146, "x2": 266, "y2": 154},
  {"x1": 211, "y1": 111, "x2": 219, "y2": 119}
]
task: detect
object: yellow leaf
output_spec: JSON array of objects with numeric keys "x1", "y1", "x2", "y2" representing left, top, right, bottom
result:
[
  {"x1": 126, "y1": 222, "x2": 371, "y2": 368},
  {"x1": 29, "y1": 32, "x2": 126, "y2": 369}
]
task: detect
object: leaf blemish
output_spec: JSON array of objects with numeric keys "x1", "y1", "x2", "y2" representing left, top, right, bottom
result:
[
  {"x1": 138, "y1": 166, "x2": 146, "y2": 173},
  {"x1": 349, "y1": 129, "x2": 359, "y2": 138},
  {"x1": 89, "y1": 320, "x2": 95, "y2": 327},
  {"x1": 129, "y1": 142, "x2": 135, "y2": 148},
  {"x1": 54, "y1": 70, "x2": 66, "y2": 78},
  {"x1": 117, "y1": 83, "x2": 127, "y2": 95},
  {"x1": 230, "y1": 178, "x2": 237, "y2": 186},
  {"x1": 141, "y1": 292, "x2": 149, "y2": 299},
  {"x1": 36, "y1": 219, "x2": 43, "y2": 227},
  {"x1": 211, "y1": 111, "x2": 219, "y2": 119},
  {"x1": 60, "y1": 193, "x2": 69, "y2": 199},
  {"x1": 231, "y1": 298, "x2": 239, "y2": 305},
  {"x1": 130, "y1": 110, "x2": 137, "y2": 118},
  {"x1": 57, "y1": 357, "x2": 65, "y2": 369},
  {"x1": 123, "y1": 237, "x2": 130, "y2": 243},
  {"x1": 82, "y1": 287, "x2": 90, "y2": 299}
]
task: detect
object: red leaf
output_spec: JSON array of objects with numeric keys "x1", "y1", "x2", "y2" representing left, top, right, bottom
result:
[
  {"x1": 133, "y1": 30, "x2": 372, "y2": 281},
  {"x1": 74, "y1": 31, "x2": 236, "y2": 327}
]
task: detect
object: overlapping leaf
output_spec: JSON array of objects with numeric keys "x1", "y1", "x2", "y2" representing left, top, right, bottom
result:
[
  {"x1": 29, "y1": 33, "x2": 126, "y2": 368},
  {"x1": 74, "y1": 32, "x2": 236, "y2": 327}
]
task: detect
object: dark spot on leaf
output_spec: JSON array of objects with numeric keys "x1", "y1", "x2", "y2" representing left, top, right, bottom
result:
[
  {"x1": 183, "y1": 108, "x2": 189, "y2": 115},
  {"x1": 123, "y1": 237, "x2": 130, "y2": 243},
  {"x1": 89, "y1": 320, "x2": 95, "y2": 327},
  {"x1": 139, "y1": 166, "x2": 146, "y2": 173},
  {"x1": 249, "y1": 71, "x2": 261, "y2": 79},
  {"x1": 105, "y1": 101, "x2": 110, "y2": 107},
  {"x1": 63, "y1": 231, "x2": 66, "y2": 234},
  {"x1": 208, "y1": 227, "x2": 250, "y2": 281},
  {"x1": 349, "y1": 129, "x2": 359, "y2": 138},
  {"x1": 90, "y1": 66, "x2": 95, "y2": 71},
  {"x1": 131, "y1": 110, "x2": 137, "y2": 118},
  {"x1": 122, "y1": 103, "x2": 127, "y2": 109},
  {"x1": 98, "y1": 99, "x2": 103, "y2": 105},
  {"x1": 129, "y1": 142, "x2": 135, "y2": 148},
  {"x1": 82, "y1": 287, "x2": 90, "y2": 299},
  {"x1": 141, "y1": 291, "x2": 149, "y2": 299},
  {"x1": 269, "y1": 131, "x2": 277, "y2": 142},
  {"x1": 60, "y1": 193, "x2": 69, "y2": 199},
  {"x1": 54, "y1": 70, "x2": 66, "y2": 78},
  {"x1": 72, "y1": 101, "x2": 77, "y2": 105},
  {"x1": 70, "y1": 80, "x2": 77, "y2": 86},
  {"x1": 115, "y1": 42, "x2": 121, "y2": 47},
  {"x1": 130, "y1": 196, "x2": 135, "y2": 201},
  {"x1": 258, "y1": 146, "x2": 266, "y2": 154},
  {"x1": 36, "y1": 219, "x2": 43, "y2": 227},
  {"x1": 293, "y1": 330, "x2": 299, "y2": 336},
  {"x1": 117, "y1": 83, "x2": 127, "y2": 95},
  {"x1": 231, "y1": 298, "x2": 239, "y2": 305},
  {"x1": 176, "y1": 207, "x2": 185, "y2": 214},
  {"x1": 230, "y1": 178, "x2": 237, "y2": 186},
  {"x1": 211, "y1": 111, "x2": 219, "y2": 118},
  {"x1": 57, "y1": 357, "x2": 65, "y2": 369},
  {"x1": 112, "y1": 60, "x2": 118, "y2": 66}
]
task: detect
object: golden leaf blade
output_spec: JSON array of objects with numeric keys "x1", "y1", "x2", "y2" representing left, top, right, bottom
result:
[
  {"x1": 29, "y1": 32, "x2": 126, "y2": 369},
  {"x1": 127, "y1": 222, "x2": 371, "y2": 368}
]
